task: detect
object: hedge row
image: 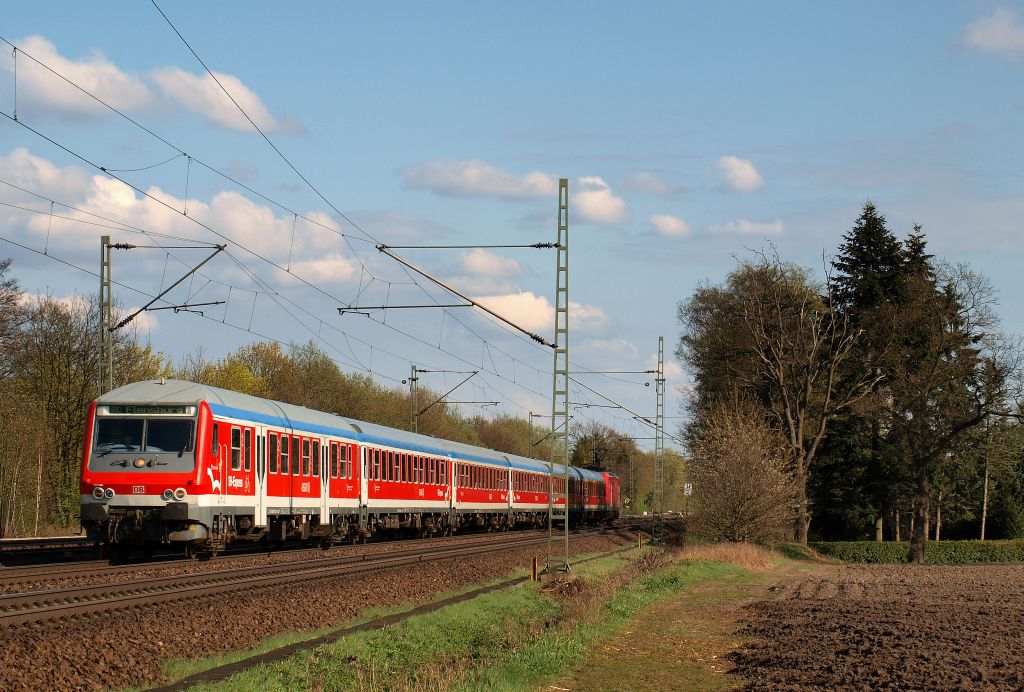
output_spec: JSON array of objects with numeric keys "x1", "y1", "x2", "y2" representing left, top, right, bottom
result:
[{"x1": 809, "y1": 540, "x2": 1024, "y2": 564}]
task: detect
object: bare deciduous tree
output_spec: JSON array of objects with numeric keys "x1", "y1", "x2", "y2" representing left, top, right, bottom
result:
[
  {"x1": 732, "y1": 251, "x2": 881, "y2": 543},
  {"x1": 689, "y1": 402, "x2": 796, "y2": 544}
]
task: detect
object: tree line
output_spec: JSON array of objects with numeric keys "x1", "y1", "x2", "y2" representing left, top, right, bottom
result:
[
  {"x1": 677, "y1": 203, "x2": 1023, "y2": 561},
  {"x1": 0, "y1": 257, "x2": 674, "y2": 536}
]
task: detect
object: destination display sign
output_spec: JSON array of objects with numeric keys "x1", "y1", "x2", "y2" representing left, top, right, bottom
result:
[{"x1": 105, "y1": 405, "x2": 191, "y2": 415}]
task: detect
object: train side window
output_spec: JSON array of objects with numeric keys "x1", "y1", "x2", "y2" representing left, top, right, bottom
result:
[
  {"x1": 388, "y1": 451, "x2": 395, "y2": 482},
  {"x1": 280, "y1": 435, "x2": 289, "y2": 474},
  {"x1": 393, "y1": 453, "x2": 401, "y2": 481},
  {"x1": 312, "y1": 440, "x2": 320, "y2": 477},
  {"x1": 301, "y1": 439, "x2": 310, "y2": 476},
  {"x1": 330, "y1": 443, "x2": 339, "y2": 478},
  {"x1": 243, "y1": 429, "x2": 252, "y2": 472},
  {"x1": 440, "y1": 461, "x2": 446, "y2": 485},
  {"x1": 428, "y1": 458, "x2": 435, "y2": 485},
  {"x1": 291, "y1": 437, "x2": 300, "y2": 475},
  {"x1": 402, "y1": 454, "x2": 409, "y2": 482},
  {"x1": 230, "y1": 428, "x2": 241, "y2": 471},
  {"x1": 211, "y1": 424, "x2": 219, "y2": 455},
  {"x1": 372, "y1": 449, "x2": 380, "y2": 480},
  {"x1": 418, "y1": 456, "x2": 425, "y2": 484},
  {"x1": 269, "y1": 434, "x2": 278, "y2": 474},
  {"x1": 340, "y1": 445, "x2": 349, "y2": 479}
]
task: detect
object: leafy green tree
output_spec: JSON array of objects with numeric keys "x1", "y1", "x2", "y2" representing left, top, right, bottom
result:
[
  {"x1": 819, "y1": 202, "x2": 910, "y2": 539},
  {"x1": 886, "y1": 247, "x2": 1020, "y2": 562}
]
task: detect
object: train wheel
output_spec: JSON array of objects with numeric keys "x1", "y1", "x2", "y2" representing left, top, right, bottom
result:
[{"x1": 184, "y1": 544, "x2": 198, "y2": 560}]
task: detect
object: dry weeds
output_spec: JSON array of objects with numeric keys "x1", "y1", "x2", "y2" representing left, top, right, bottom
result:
[{"x1": 680, "y1": 542, "x2": 777, "y2": 571}]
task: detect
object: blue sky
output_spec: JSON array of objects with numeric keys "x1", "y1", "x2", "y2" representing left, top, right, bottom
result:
[{"x1": 1, "y1": 2, "x2": 1023, "y2": 447}]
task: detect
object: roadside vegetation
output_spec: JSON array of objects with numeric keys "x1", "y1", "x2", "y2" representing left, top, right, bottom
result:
[{"x1": 174, "y1": 544, "x2": 777, "y2": 692}]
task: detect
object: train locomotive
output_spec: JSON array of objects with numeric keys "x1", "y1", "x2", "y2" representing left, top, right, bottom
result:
[{"x1": 80, "y1": 379, "x2": 620, "y2": 555}]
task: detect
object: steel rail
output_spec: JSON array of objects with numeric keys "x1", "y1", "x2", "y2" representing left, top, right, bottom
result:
[{"x1": 0, "y1": 531, "x2": 603, "y2": 627}]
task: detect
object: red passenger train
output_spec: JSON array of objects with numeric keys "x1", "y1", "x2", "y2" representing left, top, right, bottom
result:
[{"x1": 80, "y1": 380, "x2": 620, "y2": 555}]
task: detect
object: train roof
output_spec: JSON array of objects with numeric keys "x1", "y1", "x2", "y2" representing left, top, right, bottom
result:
[{"x1": 98, "y1": 380, "x2": 578, "y2": 474}]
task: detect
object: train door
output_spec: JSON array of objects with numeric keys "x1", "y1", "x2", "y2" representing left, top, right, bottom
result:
[
  {"x1": 319, "y1": 436, "x2": 329, "y2": 525},
  {"x1": 213, "y1": 421, "x2": 227, "y2": 505},
  {"x1": 254, "y1": 425, "x2": 267, "y2": 527}
]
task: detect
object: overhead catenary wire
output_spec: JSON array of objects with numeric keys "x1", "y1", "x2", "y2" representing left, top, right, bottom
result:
[
  {"x1": 0, "y1": 36, "x2": 563, "y2": 395},
  {"x1": 0, "y1": 33, "x2": 673, "y2": 436},
  {"x1": 0, "y1": 113, "x2": 558, "y2": 404}
]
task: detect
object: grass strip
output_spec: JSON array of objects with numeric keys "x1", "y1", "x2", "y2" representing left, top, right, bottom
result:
[{"x1": 181, "y1": 550, "x2": 749, "y2": 691}]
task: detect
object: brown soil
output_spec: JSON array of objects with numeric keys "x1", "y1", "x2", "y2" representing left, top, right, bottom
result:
[{"x1": 730, "y1": 563, "x2": 1024, "y2": 690}]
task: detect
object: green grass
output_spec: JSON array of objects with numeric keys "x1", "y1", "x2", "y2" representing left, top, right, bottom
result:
[
  {"x1": 459, "y1": 560, "x2": 749, "y2": 691},
  {"x1": 157, "y1": 570, "x2": 533, "y2": 687},
  {"x1": 182, "y1": 550, "x2": 749, "y2": 691}
]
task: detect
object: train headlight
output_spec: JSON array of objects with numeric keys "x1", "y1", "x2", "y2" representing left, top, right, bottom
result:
[
  {"x1": 173, "y1": 487, "x2": 187, "y2": 501},
  {"x1": 133, "y1": 458, "x2": 147, "y2": 468},
  {"x1": 104, "y1": 488, "x2": 115, "y2": 499},
  {"x1": 92, "y1": 487, "x2": 105, "y2": 499},
  {"x1": 161, "y1": 489, "x2": 174, "y2": 501}
]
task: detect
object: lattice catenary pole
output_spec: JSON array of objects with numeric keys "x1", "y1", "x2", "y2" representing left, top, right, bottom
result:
[{"x1": 546, "y1": 178, "x2": 571, "y2": 573}]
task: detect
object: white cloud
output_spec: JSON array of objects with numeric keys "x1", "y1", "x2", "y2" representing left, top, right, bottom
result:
[
  {"x1": 575, "y1": 176, "x2": 628, "y2": 224},
  {"x1": 151, "y1": 67, "x2": 298, "y2": 133},
  {"x1": 476, "y1": 292, "x2": 552, "y2": 332},
  {"x1": 1, "y1": 148, "x2": 358, "y2": 289},
  {"x1": 575, "y1": 338, "x2": 640, "y2": 362},
  {"x1": 963, "y1": 8, "x2": 1024, "y2": 58},
  {"x1": 399, "y1": 160, "x2": 557, "y2": 199},
  {"x1": 2, "y1": 36, "x2": 152, "y2": 116},
  {"x1": 119, "y1": 306, "x2": 160, "y2": 335},
  {"x1": 0, "y1": 148, "x2": 90, "y2": 201},
  {"x1": 474, "y1": 291, "x2": 608, "y2": 334},
  {"x1": 569, "y1": 300, "x2": 611, "y2": 332},
  {"x1": 622, "y1": 171, "x2": 683, "y2": 196},
  {"x1": 708, "y1": 219, "x2": 784, "y2": 236},
  {"x1": 400, "y1": 160, "x2": 628, "y2": 224},
  {"x1": 287, "y1": 253, "x2": 358, "y2": 284},
  {"x1": 348, "y1": 210, "x2": 450, "y2": 243},
  {"x1": 714, "y1": 156, "x2": 764, "y2": 192},
  {"x1": 461, "y1": 249, "x2": 522, "y2": 276},
  {"x1": 649, "y1": 214, "x2": 691, "y2": 237}
]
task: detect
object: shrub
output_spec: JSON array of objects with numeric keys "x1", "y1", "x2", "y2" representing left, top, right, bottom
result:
[{"x1": 810, "y1": 540, "x2": 1024, "y2": 564}]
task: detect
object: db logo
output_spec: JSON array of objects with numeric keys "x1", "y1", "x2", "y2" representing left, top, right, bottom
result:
[
  {"x1": 132, "y1": 485, "x2": 145, "y2": 494},
  {"x1": 301, "y1": 482, "x2": 311, "y2": 493}
]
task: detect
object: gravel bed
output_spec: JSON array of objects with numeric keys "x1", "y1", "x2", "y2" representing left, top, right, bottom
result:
[
  {"x1": 0, "y1": 531, "x2": 550, "y2": 595},
  {"x1": 0, "y1": 532, "x2": 629, "y2": 690}
]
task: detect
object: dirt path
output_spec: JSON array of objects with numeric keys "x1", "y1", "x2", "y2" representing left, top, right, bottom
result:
[{"x1": 551, "y1": 560, "x2": 814, "y2": 691}]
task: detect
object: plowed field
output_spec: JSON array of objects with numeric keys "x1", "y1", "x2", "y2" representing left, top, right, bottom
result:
[{"x1": 730, "y1": 564, "x2": 1024, "y2": 690}]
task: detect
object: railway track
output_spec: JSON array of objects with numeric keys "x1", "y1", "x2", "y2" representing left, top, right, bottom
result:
[
  {"x1": 0, "y1": 536, "x2": 92, "y2": 551},
  {"x1": 0, "y1": 536, "x2": 94, "y2": 567},
  {"x1": 0, "y1": 529, "x2": 555, "y2": 586},
  {"x1": 0, "y1": 530, "x2": 608, "y2": 627}
]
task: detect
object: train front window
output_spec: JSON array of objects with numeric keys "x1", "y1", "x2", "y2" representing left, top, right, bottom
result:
[
  {"x1": 96, "y1": 418, "x2": 195, "y2": 453},
  {"x1": 95, "y1": 419, "x2": 144, "y2": 451},
  {"x1": 145, "y1": 419, "x2": 194, "y2": 454}
]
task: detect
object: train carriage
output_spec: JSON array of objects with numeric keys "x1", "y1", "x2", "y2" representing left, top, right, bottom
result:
[{"x1": 80, "y1": 379, "x2": 619, "y2": 555}]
